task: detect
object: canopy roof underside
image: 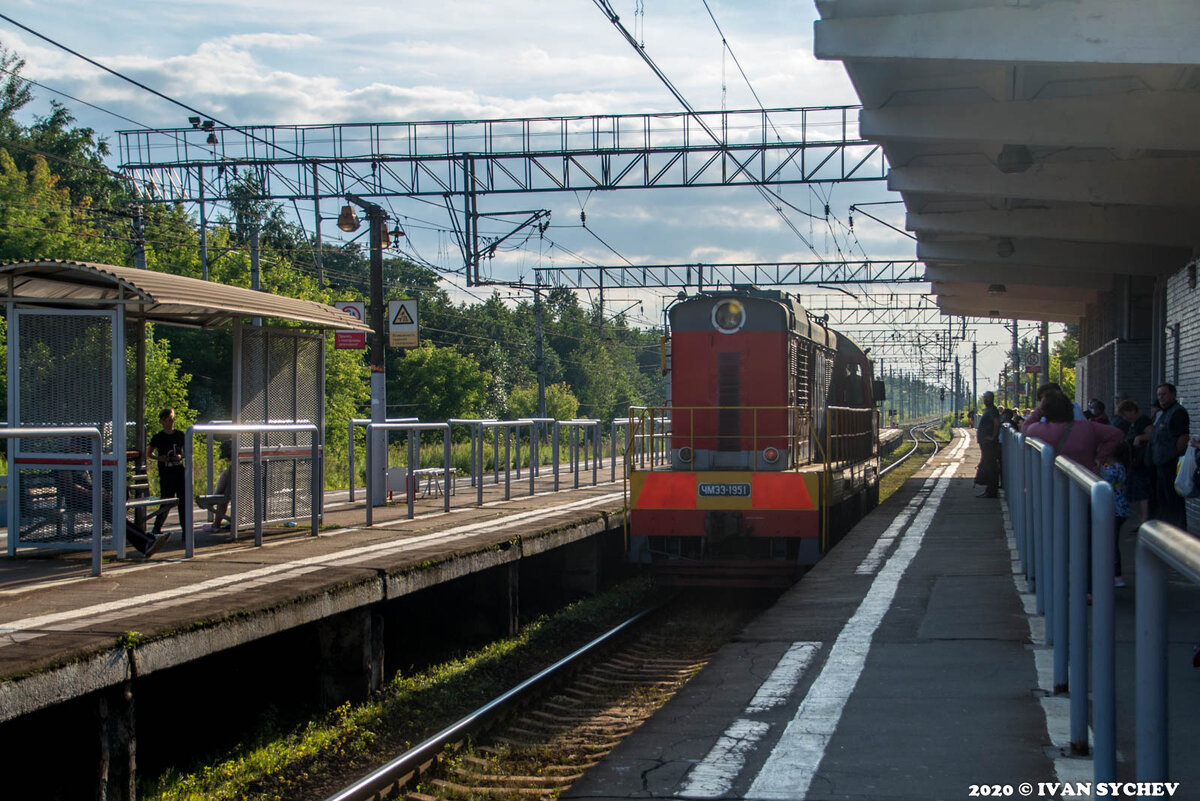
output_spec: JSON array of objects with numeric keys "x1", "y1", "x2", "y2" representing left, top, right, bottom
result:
[{"x1": 0, "y1": 260, "x2": 372, "y2": 331}]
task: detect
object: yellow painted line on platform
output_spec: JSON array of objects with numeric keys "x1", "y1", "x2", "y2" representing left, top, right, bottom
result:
[{"x1": 0, "y1": 490, "x2": 623, "y2": 646}]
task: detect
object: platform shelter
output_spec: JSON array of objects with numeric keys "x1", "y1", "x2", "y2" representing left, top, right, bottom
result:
[{"x1": 2, "y1": 259, "x2": 371, "y2": 559}]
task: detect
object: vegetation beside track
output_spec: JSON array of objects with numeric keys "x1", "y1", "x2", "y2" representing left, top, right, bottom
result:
[
  {"x1": 877, "y1": 420, "x2": 953, "y2": 503},
  {"x1": 148, "y1": 579, "x2": 666, "y2": 801}
]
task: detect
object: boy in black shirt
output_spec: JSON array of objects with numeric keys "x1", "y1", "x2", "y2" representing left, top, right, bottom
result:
[{"x1": 148, "y1": 407, "x2": 187, "y2": 540}]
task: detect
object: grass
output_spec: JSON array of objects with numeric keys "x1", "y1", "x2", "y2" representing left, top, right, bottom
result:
[{"x1": 147, "y1": 578, "x2": 662, "y2": 801}]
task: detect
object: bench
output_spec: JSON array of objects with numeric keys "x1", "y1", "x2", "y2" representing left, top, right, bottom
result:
[{"x1": 386, "y1": 467, "x2": 457, "y2": 500}]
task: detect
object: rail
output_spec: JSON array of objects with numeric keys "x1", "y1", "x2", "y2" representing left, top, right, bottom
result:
[
  {"x1": 879, "y1": 421, "x2": 938, "y2": 477},
  {"x1": 1135, "y1": 520, "x2": 1200, "y2": 784},
  {"x1": 1000, "y1": 425, "x2": 1117, "y2": 781},
  {"x1": 363, "y1": 423, "x2": 452, "y2": 524},
  {"x1": 324, "y1": 608, "x2": 653, "y2": 801},
  {"x1": 1, "y1": 426, "x2": 104, "y2": 576},
  {"x1": 184, "y1": 423, "x2": 321, "y2": 557}
]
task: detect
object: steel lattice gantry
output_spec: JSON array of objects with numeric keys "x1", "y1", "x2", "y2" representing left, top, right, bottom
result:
[
  {"x1": 117, "y1": 107, "x2": 884, "y2": 203},
  {"x1": 531, "y1": 260, "x2": 923, "y2": 290}
]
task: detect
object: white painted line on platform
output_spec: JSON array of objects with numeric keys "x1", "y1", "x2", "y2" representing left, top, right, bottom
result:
[
  {"x1": 677, "y1": 719, "x2": 771, "y2": 799},
  {"x1": 855, "y1": 466, "x2": 947, "y2": 575},
  {"x1": 746, "y1": 641, "x2": 821, "y2": 713},
  {"x1": 0, "y1": 491, "x2": 624, "y2": 644},
  {"x1": 745, "y1": 441, "x2": 959, "y2": 800}
]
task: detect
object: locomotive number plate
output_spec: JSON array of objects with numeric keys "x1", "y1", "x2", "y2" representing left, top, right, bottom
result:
[{"x1": 698, "y1": 482, "x2": 751, "y2": 498}]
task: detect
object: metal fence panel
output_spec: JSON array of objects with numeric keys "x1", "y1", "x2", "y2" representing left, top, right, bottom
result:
[{"x1": 13, "y1": 311, "x2": 115, "y2": 546}]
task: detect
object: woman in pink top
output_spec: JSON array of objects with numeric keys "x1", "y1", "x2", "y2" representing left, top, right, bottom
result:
[{"x1": 1022, "y1": 392, "x2": 1124, "y2": 471}]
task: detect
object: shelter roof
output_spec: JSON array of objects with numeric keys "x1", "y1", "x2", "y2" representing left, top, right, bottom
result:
[{"x1": 0, "y1": 260, "x2": 372, "y2": 331}]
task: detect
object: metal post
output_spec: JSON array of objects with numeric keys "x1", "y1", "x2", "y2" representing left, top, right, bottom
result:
[
  {"x1": 476, "y1": 424, "x2": 484, "y2": 507},
  {"x1": 1135, "y1": 536, "x2": 1168, "y2": 782},
  {"x1": 407, "y1": 432, "x2": 416, "y2": 520},
  {"x1": 349, "y1": 418, "x2": 357, "y2": 502},
  {"x1": 252, "y1": 433, "x2": 263, "y2": 547},
  {"x1": 504, "y1": 428, "x2": 512, "y2": 501},
  {"x1": 1068, "y1": 481, "x2": 1088, "y2": 752},
  {"x1": 593, "y1": 424, "x2": 599, "y2": 485},
  {"x1": 443, "y1": 427, "x2": 452, "y2": 514},
  {"x1": 553, "y1": 422, "x2": 561, "y2": 492},
  {"x1": 528, "y1": 424, "x2": 535, "y2": 497},
  {"x1": 1091, "y1": 481, "x2": 1116, "y2": 781}
]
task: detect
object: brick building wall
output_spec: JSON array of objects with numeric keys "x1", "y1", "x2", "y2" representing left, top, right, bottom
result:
[
  {"x1": 1165, "y1": 261, "x2": 1200, "y2": 533},
  {"x1": 1077, "y1": 279, "x2": 1156, "y2": 417}
]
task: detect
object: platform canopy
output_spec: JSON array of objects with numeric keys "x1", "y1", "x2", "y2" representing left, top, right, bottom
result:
[
  {"x1": 0, "y1": 259, "x2": 372, "y2": 331},
  {"x1": 814, "y1": 0, "x2": 1200, "y2": 323}
]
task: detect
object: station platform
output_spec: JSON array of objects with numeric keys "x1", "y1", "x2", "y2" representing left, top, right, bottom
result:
[
  {"x1": 566, "y1": 430, "x2": 1200, "y2": 800},
  {"x1": 0, "y1": 472, "x2": 625, "y2": 723}
]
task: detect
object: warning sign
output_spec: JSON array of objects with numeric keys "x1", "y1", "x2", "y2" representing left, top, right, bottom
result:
[
  {"x1": 388, "y1": 299, "x2": 418, "y2": 347},
  {"x1": 1025, "y1": 349, "x2": 1042, "y2": 374},
  {"x1": 334, "y1": 301, "x2": 366, "y2": 349}
]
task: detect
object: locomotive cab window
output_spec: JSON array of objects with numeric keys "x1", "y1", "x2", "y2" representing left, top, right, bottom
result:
[{"x1": 712, "y1": 299, "x2": 746, "y2": 334}]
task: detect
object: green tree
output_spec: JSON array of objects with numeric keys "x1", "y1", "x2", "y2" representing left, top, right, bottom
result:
[
  {"x1": 389, "y1": 343, "x2": 489, "y2": 422},
  {"x1": 507, "y1": 382, "x2": 580, "y2": 420}
]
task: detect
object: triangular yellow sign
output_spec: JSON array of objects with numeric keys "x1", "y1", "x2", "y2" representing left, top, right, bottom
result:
[{"x1": 392, "y1": 304, "x2": 414, "y2": 326}]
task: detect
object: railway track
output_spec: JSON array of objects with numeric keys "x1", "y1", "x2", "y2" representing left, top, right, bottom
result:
[
  {"x1": 880, "y1": 419, "x2": 943, "y2": 477},
  {"x1": 327, "y1": 594, "x2": 762, "y2": 801}
]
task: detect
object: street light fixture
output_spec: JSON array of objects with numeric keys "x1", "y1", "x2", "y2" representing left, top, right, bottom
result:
[{"x1": 337, "y1": 205, "x2": 360, "y2": 232}]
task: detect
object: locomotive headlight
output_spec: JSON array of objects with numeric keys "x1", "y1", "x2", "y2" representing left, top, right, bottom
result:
[
  {"x1": 678, "y1": 446, "x2": 693, "y2": 463},
  {"x1": 712, "y1": 299, "x2": 746, "y2": 333},
  {"x1": 763, "y1": 446, "x2": 780, "y2": 465}
]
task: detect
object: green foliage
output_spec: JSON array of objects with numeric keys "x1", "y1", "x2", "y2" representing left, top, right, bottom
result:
[
  {"x1": 141, "y1": 332, "x2": 197, "y2": 435},
  {"x1": 389, "y1": 342, "x2": 489, "y2": 421},
  {"x1": 507, "y1": 382, "x2": 580, "y2": 420}
]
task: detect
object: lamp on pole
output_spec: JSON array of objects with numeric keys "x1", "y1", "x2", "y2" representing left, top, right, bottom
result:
[{"x1": 340, "y1": 194, "x2": 390, "y2": 507}]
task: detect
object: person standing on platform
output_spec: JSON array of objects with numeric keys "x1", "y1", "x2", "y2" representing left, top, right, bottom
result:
[
  {"x1": 975, "y1": 391, "x2": 1001, "y2": 498},
  {"x1": 1147, "y1": 383, "x2": 1190, "y2": 528},
  {"x1": 149, "y1": 407, "x2": 187, "y2": 542}
]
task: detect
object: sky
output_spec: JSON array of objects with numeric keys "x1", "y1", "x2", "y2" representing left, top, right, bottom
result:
[{"x1": 0, "y1": 0, "x2": 1041, "y2": 392}]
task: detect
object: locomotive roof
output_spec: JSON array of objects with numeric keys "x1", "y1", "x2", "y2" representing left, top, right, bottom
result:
[{"x1": 684, "y1": 289, "x2": 839, "y2": 350}]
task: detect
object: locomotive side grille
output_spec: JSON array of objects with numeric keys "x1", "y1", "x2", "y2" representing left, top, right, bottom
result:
[
  {"x1": 793, "y1": 336, "x2": 809, "y2": 411},
  {"x1": 717, "y1": 351, "x2": 741, "y2": 451}
]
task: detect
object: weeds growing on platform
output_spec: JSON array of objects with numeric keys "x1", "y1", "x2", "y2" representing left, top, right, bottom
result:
[{"x1": 147, "y1": 578, "x2": 662, "y2": 801}]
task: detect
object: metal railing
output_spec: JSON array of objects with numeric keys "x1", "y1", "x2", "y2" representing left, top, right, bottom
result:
[
  {"x1": 363, "y1": 422, "x2": 452, "y2": 524},
  {"x1": 1135, "y1": 519, "x2": 1200, "y2": 784},
  {"x1": 184, "y1": 422, "x2": 320, "y2": 557},
  {"x1": 2, "y1": 427, "x2": 104, "y2": 576},
  {"x1": 627, "y1": 405, "x2": 875, "y2": 474},
  {"x1": 348, "y1": 417, "x2": 419, "y2": 502},
  {"x1": 482, "y1": 420, "x2": 537, "y2": 501},
  {"x1": 1000, "y1": 425, "x2": 1117, "y2": 781},
  {"x1": 553, "y1": 419, "x2": 601, "y2": 490}
]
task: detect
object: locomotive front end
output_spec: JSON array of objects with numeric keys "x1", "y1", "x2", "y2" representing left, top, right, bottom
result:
[{"x1": 626, "y1": 292, "x2": 822, "y2": 587}]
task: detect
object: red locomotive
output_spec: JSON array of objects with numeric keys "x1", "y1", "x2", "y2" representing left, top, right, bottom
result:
[{"x1": 626, "y1": 289, "x2": 882, "y2": 586}]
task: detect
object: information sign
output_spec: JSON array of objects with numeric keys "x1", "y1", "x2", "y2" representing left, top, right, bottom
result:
[
  {"x1": 1025, "y1": 349, "x2": 1042, "y2": 374},
  {"x1": 388, "y1": 299, "x2": 418, "y2": 347},
  {"x1": 334, "y1": 301, "x2": 366, "y2": 349}
]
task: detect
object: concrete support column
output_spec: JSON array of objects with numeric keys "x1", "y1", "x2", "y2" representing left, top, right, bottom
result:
[
  {"x1": 316, "y1": 607, "x2": 384, "y2": 707},
  {"x1": 562, "y1": 537, "x2": 601, "y2": 596},
  {"x1": 97, "y1": 681, "x2": 136, "y2": 801}
]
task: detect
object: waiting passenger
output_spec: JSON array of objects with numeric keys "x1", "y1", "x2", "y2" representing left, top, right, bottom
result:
[
  {"x1": 1022, "y1": 391, "x2": 1123, "y2": 472},
  {"x1": 148, "y1": 407, "x2": 188, "y2": 542}
]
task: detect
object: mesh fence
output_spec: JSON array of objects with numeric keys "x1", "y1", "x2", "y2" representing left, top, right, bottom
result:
[
  {"x1": 15, "y1": 312, "x2": 115, "y2": 545},
  {"x1": 234, "y1": 328, "x2": 322, "y2": 529}
]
